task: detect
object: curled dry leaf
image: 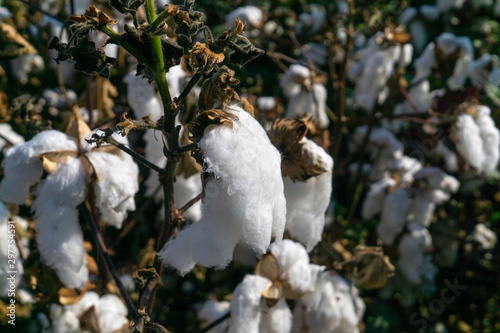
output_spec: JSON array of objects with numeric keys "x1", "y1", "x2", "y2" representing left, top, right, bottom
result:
[
  {"x1": 188, "y1": 109, "x2": 239, "y2": 142},
  {"x1": 339, "y1": 245, "x2": 395, "y2": 290},
  {"x1": 198, "y1": 66, "x2": 240, "y2": 111},
  {"x1": 269, "y1": 117, "x2": 328, "y2": 181},
  {"x1": 69, "y1": 5, "x2": 117, "y2": 26},
  {"x1": 189, "y1": 42, "x2": 224, "y2": 74}
]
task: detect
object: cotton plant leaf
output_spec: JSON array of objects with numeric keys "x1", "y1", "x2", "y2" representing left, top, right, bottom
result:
[
  {"x1": 189, "y1": 42, "x2": 225, "y2": 74},
  {"x1": 188, "y1": 109, "x2": 239, "y2": 142},
  {"x1": 198, "y1": 66, "x2": 240, "y2": 110}
]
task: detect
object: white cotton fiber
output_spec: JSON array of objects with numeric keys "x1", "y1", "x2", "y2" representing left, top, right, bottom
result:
[
  {"x1": 33, "y1": 156, "x2": 88, "y2": 289},
  {"x1": 87, "y1": 150, "x2": 139, "y2": 228},
  {"x1": 330, "y1": 275, "x2": 366, "y2": 332},
  {"x1": 469, "y1": 223, "x2": 497, "y2": 250},
  {"x1": 362, "y1": 177, "x2": 397, "y2": 220},
  {"x1": 225, "y1": 5, "x2": 263, "y2": 28},
  {"x1": 0, "y1": 130, "x2": 78, "y2": 204},
  {"x1": 124, "y1": 70, "x2": 163, "y2": 120},
  {"x1": 475, "y1": 106, "x2": 500, "y2": 172},
  {"x1": 397, "y1": 222, "x2": 432, "y2": 284},
  {"x1": 412, "y1": 43, "x2": 436, "y2": 84},
  {"x1": 50, "y1": 305, "x2": 81, "y2": 333},
  {"x1": 455, "y1": 113, "x2": 485, "y2": 171},
  {"x1": 0, "y1": 123, "x2": 24, "y2": 150},
  {"x1": 228, "y1": 275, "x2": 271, "y2": 333},
  {"x1": 144, "y1": 130, "x2": 167, "y2": 200},
  {"x1": 259, "y1": 298, "x2": 292, "y2": 333},
  {"x1": 283, "y1": 139, "x2": 333, "y2": 251},
  {"x1": 198, "y1": 300, "x2": 230, "y2": 333},
  {"x1": 377, "y1": 188, "x2": 409, "y2": 245},
  {"x1": 159, "y1": 106, "x2": 286, "y2": 274},
  {"x1": 166, "y1": 64, "x2": 187, "y2": 98},
  {"x1": 392, "y1": 156, "x2": 423, "y2": 185},
  {"x1": 269, "y1": 240, "x2": 314, "y2": 295},
  {"x1": 408, "y1": 192, "x2": 436, "y2": 227},
  {"x1": 96, "y1": 294, "x2": 129, "y2": 333},
  {"x1": 0, "y1": 202, "x2": 23, "y2": 297},
  {"x1": 434, "y1": 141, "x2": 459, "y2": 172},
  {"x1": 174, "y1": 173, "x2": 203, "y2": 221}
]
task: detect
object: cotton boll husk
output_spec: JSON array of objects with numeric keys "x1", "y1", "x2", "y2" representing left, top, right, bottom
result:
[
  {"x1": 362, "y1": 177, "x2": 397, "y2": 219},
  {"x1": 469, "y1": 223, "x2": 497, "y2": 250},
  {"x1": 33, "y1": 156, "x2": 88, "y2": 289},
  {"x1": 268, "y1": 240, "x2": 314, "y2": 294},
  {"x1": 259, "y1": 298, "x2": 292, "y2": 333},
  {"x1": 0, "y1": 123, "x2": 24, "y2": 150},
  {"x1": 124, "y1": 70, "x2": 163, "y2": 121},
  {"x1": 378, "y1": 189, "x2": 409, "y2": 245},
  {"x1": 475, "y1": 105, "x2": 500, "y2": 171},
  {"x1": 434, "y1": 141, "x2": 459, "y2": 172},
  {"x1": 397, "y1": 222, "x2": 432, "y2": 284},
  {"x1": 228, "y1": 275, "x2": 271, "y2": 333},
  {"x1": 225, "y1": 5, "x2": 263, "y2": 29},
  {"x1": 96, "y1": 294, "x2": 129, "y2": 333},
  {"x1": 0, "y1": 202, "x2": 23, "y2": 297},
  {"x1": 198, "y1": 300, "x2": 230, "y2": 333},
  {"x1": 159, "y1": 106, "x2": 286, "y2": 274},
  {"x1": 454, "y1": 113, "x2": 485, "y2": 171},
  {"x1": 0, "y1": 130, "x2": 78, "y2": 204},
  {"x1": 283, "y1": 139, "x2": 333, "y2": 251},
  {"x1": 86, "y1": 150, "x2": 139, "y2": 228},
  {"x1": 174, "y1": 173, "x2": 203, "y2": 221},
  {"x1": 412, "y1": 42, "x2": 436, "y2": 84}
]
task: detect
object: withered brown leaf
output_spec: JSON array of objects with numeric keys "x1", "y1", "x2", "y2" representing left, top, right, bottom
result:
[
  {"x1": 188, "y1": 109, "x2": 239, "y2": 142},
  {"x1": 198, "y1": 66, "x2": 240, "y2": 111},
  {"x1": 189, "y1": 42, "x2": 225, "y2": 74}
]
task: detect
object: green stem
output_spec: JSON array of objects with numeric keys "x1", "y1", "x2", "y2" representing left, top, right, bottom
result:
[{"x1": 151, "y1": 7, "x2": 174, "y2": 30}]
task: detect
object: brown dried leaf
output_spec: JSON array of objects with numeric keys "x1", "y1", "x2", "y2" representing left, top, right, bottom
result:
[
  {"x1": 255, "y1": 254, "x2": 280, "y2": 281},
  {"x1": 240, "y1": 97, "x2": 255, "y2": 117},
  {"x1": 80, "y1": 306, "x2": 102, "y2": 333},
  {"x1": 188, "y1": 109, "x2": 239, "y2": 142},
  {"x1": 0, "y1": 23, "x2": 37, "y2": 58},
  {"x1": 82, "y1": 5, "x2": 117, "y2": 26},
  {"x1": 64, "y1": 106, "x2": 92, "y2": 143},
  {"x1": 38, "y1": 151, "x2": 79, "y2": 174},
  {"x1": 198, "y1": 66, "x2": 240, "y2": 110},
  {"x1": 86, "y1": 254, "x2": 99, "y2": 275},
  {"x1": 341, "y1": 245, "x2": 395, "y2": 290},
  {"x1": 189, "y1": 42, "x2": 225, "y2": 74},
  {"x1": 234, "y1": 18, "x2": 247, "y2": 35}
]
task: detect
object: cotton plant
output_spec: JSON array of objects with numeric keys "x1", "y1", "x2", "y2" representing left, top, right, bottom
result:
[
  {"x1": 269, "y1": 117, "x2": 334, "y2": 251},
  {"x1": 349, "y1": 126, "x2": 403, "y2": 182},
  {"x1": 347, "y1": 30, "x2": 413, "y2": 111},
  {"x1": 0, "y1": 123, "x2": 24, "y2": 151},
  {"x1": 158, "y1": 105, "x2": 286, "y2": 275},
  {"x1": 0, "y1": 110, "x2": 139, "y2": 288},
  {"x1": 46, "y1": 291, "x2": 128, "y2": 333},
  {"x1": 467, "y1": 223, "x2": 497, "y2": 250},
  {"x1": 280, "y1": 64, "x2": 329, "y2": 128},
  {"x1": 451, "y1": 104, "x2": 500, "y2": 173}
]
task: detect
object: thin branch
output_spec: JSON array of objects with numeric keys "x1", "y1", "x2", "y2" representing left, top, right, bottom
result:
[
  {"x1": 266, "y1": 51, "x2": 329, "y2": 76},
  {"x1": 177, "y1": 193, "x2": 202, "y2": 215},
  {"x1": 176, "y1": 73, "x2": 203, "y2": 104},
  {"x1": 176, "y1": 143, "x2": 197, "y2": 155},
  {"x1": 106, "y1": 136, "x2": 165, "y2": 174},
  {"x1": 195, "y1": 312, "x2": 230, "y2": 333},
  {"x1": 79, "y1": 202, "x2": 136, "y2": 317}
]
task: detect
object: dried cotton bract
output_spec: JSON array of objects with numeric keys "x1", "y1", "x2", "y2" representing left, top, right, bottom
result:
[{"x1": 158, "y1": 105, "x2": 286, "y2": 275}]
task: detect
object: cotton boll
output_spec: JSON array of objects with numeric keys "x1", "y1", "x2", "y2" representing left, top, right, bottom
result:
[
  {"x1": 228, "y1": 275, "x2": 271, "y2": 333},
  {"x1": 469, "y1": 223, "x2": 497, "y2": 250},
  {"x1": 409, "y1": 21, "x2": 428, "y2": 53},
  {"x1": 475, "y1": 106, "x2": 500, "y2": 172},
  {"x1": 0, "y1": 123, "x2": 24, "y2": 150},
  {"x1": 198, "y1": 300, "x2": 230, "y2": 333},
  {"x1": 446, "y1": 38, "x2": 474, "y2": 90},
  {"x1": 437, "y1": 0, "x2": 466, "y2": 12},
  {"x1": 259, "y1": 298, "x2": 292, "y2": 333},
  {"x1": 399, "y1": 43, "x2": 413, "y2": 68},
  {"x1": 33, "y1": 157, "x2": 88, "y2": 289},
  {"x1": 50, "y1": 305, "x2": 81, "y2": 333},
  {"x1": 144, "y1": 130, "x2": 167, "y2": 201},
  {"x1": 0, "y1": 130, "x2": 78, "y2": 204},
  {"x1": 0, "y1": 6, "x2": 12, "y2": 19},
  {"x1": 399, "y1": 7, "x2": 417, "y2": 24},
  {"x1": 331, "y1": 275, "x2": 365, "y2": 332},
  {"x1": 159, "y1": 106, "x2": 286, "y2": 274},
  {"x1": 470, "y1": 54, "x2": 495, "y2": 87},
  {"x1": 225, "y1": 6, "x2": 263, "y2": 29},
  {"x1": 454, "y1": 113, "x2": 485, "y2": 171},
  {"x1": 397, "y1": 222, "x2": 432, "y2": 284},
  {"x1": 283, "y1": 139, "x2": 333, "y2": 251},
  {"x1": 301, "y1": 43, "x2": 328, "y2": 66},
  {"x1": 64, "y1": 291, "x2": 100, "y2": 318},
  {"x1": 392, "y1": 156, "x2": 423, "y2": 185},
  {"x1": 87, "y1": 150, "x2": 139, "y2": 228},
  {"x1": 378, "y1": 189, "x2": 409, "y2": 245},
  {"x1": 280, "y1": 65, "x2": 310, "y2": 98},
  {"x1": 412, "y1": 42, "x2": 436, "y2": 84},
  {"x1": 409, "y1": 80, "x2": 443, "y2": 112},
  {"x1": 362, "y1": 177, "x2": 397, "y2": 219},
  {"x1": 0, "y1": 203, "x2": 24, "y2": 297},
  {"x1": 413, "y1": 167, "x2": 460, "y2": 194},
  {"x1": 166, "y1": 64, "x2": 188, "y2": 98},
  {"x1": 124, "y1": 70, "x2": 163, "y2": 121},
  {"x1": 434, "y1": 141, "x2": 459, "y2": 172},
  {"x1": 96, "y1": 294, "x2": 129, "y2": 333},
  {"x1": 408, "y1": 192, "x2": 436, "y2": 227},
  {"x1": 174, "y1": 173, "x2": 203, "y2": 221},
  {"x1": 10, "y1": 54, "x2": 45, "y2": 84}
]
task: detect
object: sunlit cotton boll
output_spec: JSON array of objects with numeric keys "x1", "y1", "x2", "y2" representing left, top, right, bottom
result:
[
  {"x1": 158, "y1": 106, "x2": 286, "y2": 275},
  {"x1": 283, "y1": 139, "x2": 333, "y2": 251},
  {"x1": 280, "y1": 64, "x2": 329, "y2": 128},
  {"x1": 454, "y1": 113, "x2": 485, "y2": 171},
  {"x1": 362, "y1": 177, "x2": 397, "y2": 220}
]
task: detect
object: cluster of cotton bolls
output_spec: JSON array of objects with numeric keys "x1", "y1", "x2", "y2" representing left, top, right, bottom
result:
[
  {"x1": 0, "y1": 114, "x2": 139, "y2": 289},
  {"x1": 198, "y1": 240, "x2": 365, "y2": 333}
]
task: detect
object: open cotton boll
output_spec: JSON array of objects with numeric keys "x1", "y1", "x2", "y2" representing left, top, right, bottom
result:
[
  {"x1": 437, "y1": 0, "x2": 466, "y2": 12},
  {"x1": 434, "y1": 141, "x2": 459, "y2": 172},
  {"x1": 283, "y1": 139, "x2": 333, "y2": 251},
  {"x1": 87, "y1": 150, "x2": 139, "y2": 228},
  {"x1": 96, "y1": 294, "x2": 129, "y2": 333},
  {"x1": 0, "y1": 123, "x2": 24, "y2": 150},
  {"x1": 0, "y1": 130, "x2": 78, "y2": 204},
  {"x1": 412, "y1": 42, "x2": 436, "y2": 84},
  {"x1": 0, "y1": 202, "x2": 24, "y2": 297},
  {"x1": 454, "y1": 113, "x2": 485, "y2": 171},
  {"x1": 362, "y1": 177, "x2": 397, "y2": 219},
  {"x1": 475, "y1": 106, "x2": 500, "y2": 172},
  {"x1": 413, "y1": 167, "x2": 460, "y2": 194},
  {"x1": 392, "y1": 156, "x2": 423, "y2": 185},
  {"x1": 50, "y1": 305, "x2": 81, "y2": 333},
  {"x1": 331, "y1": 275, "x2": 366, "y2": 332},
  {"x1": 408, "y1": 192, "x2": 436, "y2": 227},
  {"x1": 268, "y1": 240, "x2": 314, "y2": 295},
  {"x1": 280, "y1": 64, "x2": 310, "y2": 98},
  {"x1": 64, "y1": 291, "x2": 100, "y2": 318},
  {"x1": 259, "y1": 298, "x2": 292, "y2": 333},
  {"x1": 225, "y1": 5, "x2": 263, "y2": 29},
  {"x1": 397, "y1": 222, "x2": 432, "y2": 284},
  {"x1": 159, "y1": 106, "x2": 286, "y2": 274},
  {"x1": 378, "y1": 189, "x2": 409, "y2": 245},
  {"x1": 33, "y1": 156, "x2": 88, "y2": 289},
  {"x1": 469, "y1": 223, "x2": 497, "y2": 250},
  {"x1": 124, "y1": 70, "x2": 163, "y2": 120},
  {"x1": 470, "y1": 54, "x2": 496, "y2": 87},
  {"x1": 144, "y1": 130, "x2": 167, "y2": 200},
  {"x1": 228, "y1": 275, "x2": 271, "y2": 333},
  {"x1": 198, "y1": 300, "x2": 230, "y2": 333}
]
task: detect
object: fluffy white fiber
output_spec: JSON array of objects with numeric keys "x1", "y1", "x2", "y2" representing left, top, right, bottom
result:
[
  {"x1": 280, "y1": 64, "x2": 329, "y2": 128},
  {"x1": 283, "y1": 139, "x2": 333, "y2": 251},
  {"x1": 225, "y1": 5, "x2": 263, "y2": 28},
  {"x1": 33, "y1": 156, "x2": 88, "y2": 289},
  {"x1": 469, "y1": 223, "x2": 497, "y2": 250},
  {"x1": 0, "y1": 123, "x2": 24, "y2": 150},
  {"x1": 158, "y1": 106, "x2": 286, "y2": 275},
  {"x1": 361, "y1": 177, "x2": 397, "y2": 220},
  {"x1": 259, "y1": 298, "x2": 293, "y2": 333},
  {"x1": 198, "y1": 300, "x2": 230, "y2": 333},
  {"x1": 0, "y1": 202, "x2": 23, "y2": 297},
  {"x1": 377, "y1": 188, "x2": 409, "y2": 245},
  {"x1": 475, "y1": 106, "x2": 500, "y2": 172},
  {"x1": 397, "y1": 222, "x2": 432, "y2": 284},
  {"x1": 0, "y1": 130, "x2": 77, "y2": 205},
  {"x1": 455, "y1": 113, "x2": 485, "y2": 170},
  {"x1": 228, "y1": 275, "x2": 271, "y2": 333}
]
